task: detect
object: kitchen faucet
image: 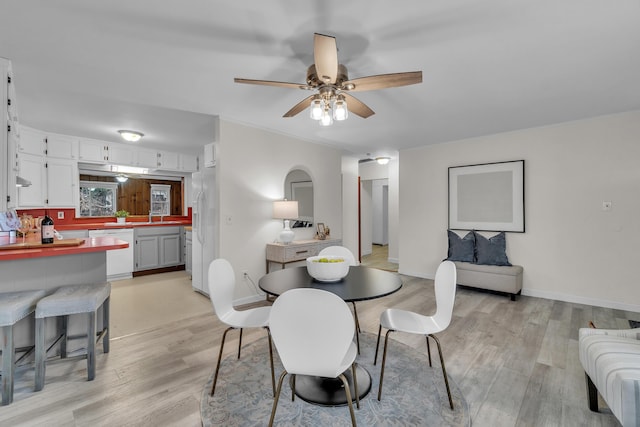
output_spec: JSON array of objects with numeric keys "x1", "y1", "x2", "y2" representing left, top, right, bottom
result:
[{"x1": 148, "y1": 211, "x2": 152, "y2": 223}]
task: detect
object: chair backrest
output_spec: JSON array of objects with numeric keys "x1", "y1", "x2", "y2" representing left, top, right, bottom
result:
[
  {"x1": 269, "y1": 288, "x2": 354, "y2": 378},
  {"x1": 207, "y1": 258, "x2": 236, "y2": 322},
  {"x1": 319, "y1": 246, "x2": 358, "y2": 266},
  {"x1": 432, "y1": 260, "x2": 457, "y2": 330}
]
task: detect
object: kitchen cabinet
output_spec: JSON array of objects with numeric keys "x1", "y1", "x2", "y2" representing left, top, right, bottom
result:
[
  {"x1": 17, "y1": 153, "x2": 46, "y2": 207},
  {"x1": 17, "y1": 154, "x2": 78, "y2": 208},
  {"x1": 18, "y1": 127, "x2": 46, "y2": 156},
  {"x1": 136, "y1": 148, "x2": 158, "y2": 168},
  {"x1": 185, "y1": 229, "x2": 192, "y2": 275},
  {"x1": 78, "y1": 140, "x2": 109, "y2": 163},
  {"x1": 180, "y1": 153, "x2": 198, "y2": 172},
  {"x1": 157, "y1": 151, "x2": 179, "y2": 170},
  {"x1": 46, "y1": 133, "x2": 78, "y2": 159},
  {"x1": 46, "y1": 158, "x2": 78, "y2": 207},
  {"x1": 134, "y1": 226, "x2": 182, "y2": 271},
  {"x1": 106, "y1": 144, "x2": 133, "y2": 165}
]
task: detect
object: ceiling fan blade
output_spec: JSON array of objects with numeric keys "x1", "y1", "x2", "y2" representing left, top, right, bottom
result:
[
  {"x1": 234, "y1": 78, "x2": 309, "y2": 90},
  {"x1": 342, "y1": 93, "x2": 375, "y2": 118},
  {"x1": 313, "y1": 33, "x2": 338, "y2": 84},
  {"x1": 283, "y1": 95, "x2": 315, "y2": 117},
  {"x1": 342, "y1": 71, "x2": 422, "y2": 92}
]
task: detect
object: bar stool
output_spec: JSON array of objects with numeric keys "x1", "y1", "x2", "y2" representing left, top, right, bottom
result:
[
  {"x1": 34, "y1": 282, "x2": 111, "y2": 391},
  {"x1": 0, "y1": 289, "x2": 46, "y2": 405}
]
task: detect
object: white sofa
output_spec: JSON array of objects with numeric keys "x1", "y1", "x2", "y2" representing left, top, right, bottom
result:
[
  {"x1": 453, "y1": 261, "x2": 523, "y2": 301},
  {"x1": 579, "y1": 327, "x2": 640, "y2": 426}
]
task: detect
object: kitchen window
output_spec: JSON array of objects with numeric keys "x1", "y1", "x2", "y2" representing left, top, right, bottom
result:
[
  {"x1": 150, "y1": 184, "x2": 171, "y2": 216},
  {"x1": 79, "y1": 181, "x2": 117, "y2": 217}
]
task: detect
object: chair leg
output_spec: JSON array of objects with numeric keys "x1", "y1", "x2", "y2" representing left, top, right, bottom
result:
[
  {"x1": 210, "y1": 326, "x2": 233, "y2": 396},
  {"x1": 352, "y1": 362, "x2": 360, "y2": 409},
  {"x1": 585, "y1": 373, "x2": 599, "y2": 412},
  {"x1": 291, "y1": 374, "x2": 296, "y2": 401},
  {"x1": 60, "y1": 315, "x2": 68, "y2": 358},
  {"x1": 35, "y1": 317, "x2": 46, "y2": 392},
  {"x1": 377, "y1": 329, "x2": 393, "y2": 401},
  {"x1": 425, "y1": 336, "x2": 432, "y2": 367},
  {"x1": 374, "y1": 324, "x2": 383, "y2": 365},
  {"x1": 352, "y1": 302, "x2": 361, "y2": 354},
  {"x1": 269, "y1": 370, "x2": 288, "y2": 427},
  {"x1": 102, "y1": 297, "x2": 110, "y2": 353},
  {"x1": 2, "y1": 325, "x2": 14, "y2": 405},
  {"x1": 237, "y1": 328, "x2": 243, "y2": 359},
  {"x1": 339, "y1": 373, "x2": 358, "y2": 427},
  {"x1": 430, "y1": 334, "x2": 453, "y2": 410},
  {"x1": 87, "y1": 311, "x2": 97, "y2": 381},
  {"x1": 265, "y1": 327, "x2": 275, "y2": 396}
]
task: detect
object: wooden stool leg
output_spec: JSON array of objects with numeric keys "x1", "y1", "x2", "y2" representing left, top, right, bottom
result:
[
  {"x1": 87, "y1": 311, "x2": 97, "y2": 381},
  {"x1": 103, "y1": 297, "x2": 110, "y2": 353},
  {"x1": 35, "y1": 318, "x2": 46, "y2": 391},
  {"x1": 2, "y1": 325, "x2": 15, "y2": 405}
]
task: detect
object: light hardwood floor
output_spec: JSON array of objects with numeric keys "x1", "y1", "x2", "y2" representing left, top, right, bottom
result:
[{"x1": 1, "y1": 271, "x2": 628, "y2": 426}]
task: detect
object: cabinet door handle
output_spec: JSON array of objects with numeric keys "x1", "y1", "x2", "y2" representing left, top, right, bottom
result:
[{"x1": 295, "y1": 250, "x2": 308, "y2": 255}]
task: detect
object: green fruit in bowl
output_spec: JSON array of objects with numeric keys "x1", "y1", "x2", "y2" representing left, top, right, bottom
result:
[{"x1": 313, "y1": 257, "x2": 344, "y2": 263}]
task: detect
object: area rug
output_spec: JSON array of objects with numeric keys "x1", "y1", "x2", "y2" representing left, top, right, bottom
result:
[{"x1": 201, "y1": 333, "x2": 470, "y2": 426}]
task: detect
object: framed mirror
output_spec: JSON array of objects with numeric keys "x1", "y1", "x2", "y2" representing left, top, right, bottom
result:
[{"x1": 284, "y1": 169, "x2": 313, "y2": 228}]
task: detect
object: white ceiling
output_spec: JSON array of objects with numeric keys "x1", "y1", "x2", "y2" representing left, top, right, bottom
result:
[{"x1": 1, "y1": 1, "x2": 639, "y2": 158}]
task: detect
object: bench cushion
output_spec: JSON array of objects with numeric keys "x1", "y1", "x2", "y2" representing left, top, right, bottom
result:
[
  {"x1": 0, "y1": 290, "x2": 47, "y2": 326},
  {"x1": 579, "y1": 328, "x2": 640, "y2": 426},
  {"x1": 453, "y1": 261, "x2": 523, "y2": 295},
  {"x1": 36, "y1": 282, "x2": 111, "y2": 318}
]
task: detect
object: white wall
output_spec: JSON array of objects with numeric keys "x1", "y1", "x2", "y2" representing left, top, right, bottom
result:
[
  {"x1": 399, "y1": 110, "x2": 640, "y2": 312},
  {"x1": 360, "y1": 180, "x2": 373, "y2": 256},
  {"x1": 217, "y1": 119, "x2": 344, "y2": 301},
  {"x1": 372, "y1": 179, "x2": 389, "y2": 245},
  {"x1": 341, "y1": 157, "x2": 359, "y2": 259}
]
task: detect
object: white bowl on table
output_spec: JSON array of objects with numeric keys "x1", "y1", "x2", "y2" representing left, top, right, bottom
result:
[{"x1": 306, "y1": 255, "x2": 350, "y2": 282}]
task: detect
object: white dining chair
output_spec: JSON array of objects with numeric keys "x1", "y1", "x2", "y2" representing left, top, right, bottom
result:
[
  {"x1": 268, "y1": 288, "x2": 360, "y2": 426},
  {"x1": 318, "y1": 246, "x2": 362, "y2": 352},
  {"x1": 374, "y1": 260, "x2": 457, "y2": 409},
  {"x1": 208, "y1": 258, "x2": 275, "y2": 397}
]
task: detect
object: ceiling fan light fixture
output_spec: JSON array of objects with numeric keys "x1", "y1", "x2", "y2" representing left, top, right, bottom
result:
[
  {"x1": 320, "y1": 108, "x2": 333, "y2": 126},
  {"x1": 118, "y1": 130, "x2": 144, "y2": 142},
  {"x1": 333, "y1": 96, "x2": 348, "y2": 121},
  {"x1": 376, "y1": 156, "x2": 391, "y2": 165},
  {"x1": 310, "y1": 97, "x2": 323, "y2": 120}
]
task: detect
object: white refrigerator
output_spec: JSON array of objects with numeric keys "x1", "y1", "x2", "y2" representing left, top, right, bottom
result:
[{"x1": 192, "y1": 167, "x2": 218, "y2": 295}]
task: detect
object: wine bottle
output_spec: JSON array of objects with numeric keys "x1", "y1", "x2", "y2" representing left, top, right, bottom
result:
[{"x1": 41, "y1": 213, "x2": 54, "y2": 244}]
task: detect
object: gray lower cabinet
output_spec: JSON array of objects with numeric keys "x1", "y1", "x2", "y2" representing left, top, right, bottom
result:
[
  {"x1": 134, "y1": 226, "x2": 182, "y2": 271},
  {"x1": 185, "y1": 229, "x2": 192, "y2": 275}
]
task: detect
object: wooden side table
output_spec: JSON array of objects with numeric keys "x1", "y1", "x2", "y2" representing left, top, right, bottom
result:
[{"x1": 265, "y1": 238, "x2": 342, "y2": 273}]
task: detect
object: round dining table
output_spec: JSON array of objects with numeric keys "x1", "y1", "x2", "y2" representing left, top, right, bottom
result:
[{"x1": 259, "y1": 265, "x2": 402, "y2": 406}]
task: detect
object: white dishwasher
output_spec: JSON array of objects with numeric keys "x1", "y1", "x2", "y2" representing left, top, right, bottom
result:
[{"x1": 89, "y1": 229, "x2": 134, "y2": 280}]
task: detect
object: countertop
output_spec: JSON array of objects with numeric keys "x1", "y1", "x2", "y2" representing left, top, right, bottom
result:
[
  {"x1": 55, "y1": 220, "x2": 192, "y2": 231},
  {"x1": 0, "y1": 236, "x2": 129, "y2": 261}
]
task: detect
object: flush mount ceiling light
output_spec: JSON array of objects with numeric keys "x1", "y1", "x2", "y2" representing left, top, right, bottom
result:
[
  {"x1": 115, "y1": 174, "x2": 128, "y2": 183},
  {"x1": 235, "y1": 33, "x2": 422, "y2": 127},
  {"x1": 376, "y1": 157, "x2": 391, "y2": 165},
  {"x1": 117, "y1": 130, "x2": 144, "y2": 142}
]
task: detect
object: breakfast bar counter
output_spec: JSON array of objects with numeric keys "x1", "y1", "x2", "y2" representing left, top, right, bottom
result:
[{"x1": 0, "y1": 236, "x2": 128, "y2": 349}]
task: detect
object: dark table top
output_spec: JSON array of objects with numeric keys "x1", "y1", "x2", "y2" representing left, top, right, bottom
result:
[{"x1": 258, "y1": 265, "x2": 402, "y2": 302}]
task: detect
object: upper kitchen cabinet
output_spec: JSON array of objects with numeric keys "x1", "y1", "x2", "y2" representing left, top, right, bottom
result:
[
  {"x1": 78, "y1": 139, "x2": 109, "y2": 163},
  {"x1": 180, "y1": 153, "x2": 198, "y2": 172},
  {"x1": 108, "y1": 144, "x2": 134, "y2": 165},
  {"x1": 136, "y1": 148, "x2": 158, "y2": 168},
  {"x1": 157, "y1": 151, "x2": 179, "y2": 170},
  {"x1": 18, "y1": 127, "x2": 46, "y2": 156},
  {"x1": 46, "y1": 133, "x2": 78, "y2": 159},
  {"x1": 46, "y1": 158, "x2": 78, "y2": 207},
  {"x1": 16, "y1": 153, "x2": 46, "y2": 207}
]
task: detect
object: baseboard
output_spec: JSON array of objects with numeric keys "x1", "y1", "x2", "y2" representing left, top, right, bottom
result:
[
  {"x1": 522, "y1": 288, "x2": 640, "y2": 313},
  {"x1": 235, "y1": 293, "x2": 267, "y2": 306}
]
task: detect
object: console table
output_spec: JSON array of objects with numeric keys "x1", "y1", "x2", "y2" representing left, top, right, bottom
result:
[{"x1": 265, "y1": 238, "x2": 342, "y2": 273}]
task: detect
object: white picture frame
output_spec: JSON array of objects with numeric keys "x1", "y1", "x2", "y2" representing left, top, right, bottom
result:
[{"x1": 448, "y1": 160, "x2": 525, "y2": 232}]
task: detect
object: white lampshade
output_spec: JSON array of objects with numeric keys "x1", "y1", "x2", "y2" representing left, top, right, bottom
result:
[
  {"x1": 310, "y1": 98, "x2": 323, "y2": 120},
  {"x1": 273, "y1": 200, "x2": 298, "y2": 219},
  {"x1": 320, "y1": 109, "x2": 333, "y2": 126},
  {"x1": 333, "y1": 96, "x2": 348, "y2": 121},
  {"x1": 273, "y1": 200, "x2": 299, "y2": 244}
]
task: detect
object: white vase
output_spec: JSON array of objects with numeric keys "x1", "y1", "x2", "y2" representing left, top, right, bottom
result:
[{"x1": 116, "y1": 217, "x2": 126, "y2": 224}]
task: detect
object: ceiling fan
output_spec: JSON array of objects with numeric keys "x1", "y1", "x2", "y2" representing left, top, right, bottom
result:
[{"x1": 234, "y1": 33, "x2": 423, "y2": 126}]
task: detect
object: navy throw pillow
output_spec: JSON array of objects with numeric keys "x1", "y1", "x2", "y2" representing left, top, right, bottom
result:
[
  {"x1": 474, "y1": 231, "x2": 511, "y2": 266},
  {"x1": 447, "y1": 230, "x2": 475, "y2": 263}
]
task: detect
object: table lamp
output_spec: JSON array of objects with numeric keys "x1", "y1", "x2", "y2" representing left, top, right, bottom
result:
[{"x1": 273, "y1": 200, "x2": 298, "y2": 244}]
